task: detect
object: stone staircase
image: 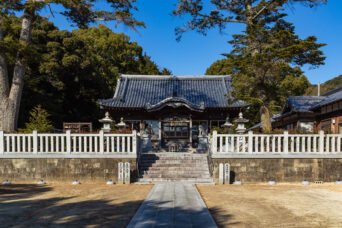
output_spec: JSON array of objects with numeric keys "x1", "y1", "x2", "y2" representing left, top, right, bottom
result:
[{"x1": 136, "y1": 153, "x2": 213, "y2": 184}]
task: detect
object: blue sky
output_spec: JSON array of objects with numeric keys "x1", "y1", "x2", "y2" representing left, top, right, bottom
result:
[{"x1": 42, "y1": 1, "x2": 341, "y2": 84}]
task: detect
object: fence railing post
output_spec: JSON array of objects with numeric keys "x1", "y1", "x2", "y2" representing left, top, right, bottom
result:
[
  {"x1": 248, "y1": 131, "x2": 253, "y2": 153},
  {"x1": 132, "y1": 130, "x2": 137, "y2": 154},
  {"x1": 33, "y1": 130, "x2": 38, "y2": 154},
  {"x1": 212, "y1": 130, "x2": 217, "y2": 153},
  {"x1": 319, "y1": 130, "x2": 324, "y2": 153},
  {"x1": 99, "y1": 130, "x2": 104, "y2": 154},
  {"x1": 66, "y1": 130, "x2": 71, "y2": 154},
  {"x1": 0, "y1": 131, "x2": 4, "y2": 154},
  {"x1": 284, "y1": 131, "x2": 289, "y2": 153}
]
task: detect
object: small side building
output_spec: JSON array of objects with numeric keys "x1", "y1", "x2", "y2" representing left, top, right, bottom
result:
[{"x1": 254, "y1": 87, "x2": 342, "y2": 133}]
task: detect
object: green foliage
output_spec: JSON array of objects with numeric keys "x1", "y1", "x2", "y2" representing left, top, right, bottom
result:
[
  {"x1": 175, "y1": 0, "x2": 326, "y2": 131},
  {"x1": 0, "y1": 0, "x2": 144, "y2": 29},
  {"x1": 306, "y1": 75, "x2": 342, "y2": 95},
  {"x1": 19, "y1": 105, "x2": 53, "y2": 133},
  {"x1": 205, "y1": 59, "x2": 234, "y2": 75},
  {"x1": 206, "y1": 16, "x2": 324, "y2": 129},
  {"x1": 173, "y1": 0, "x2": 326, "y2": 40},
  {"x1": 2, "y1": 16, "x2": 169, "y2": 128}
]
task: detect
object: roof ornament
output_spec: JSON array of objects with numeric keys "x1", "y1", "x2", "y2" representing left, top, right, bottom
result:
[{"x1": 200, "y1": 101, "x2": 205, "y2": 109}]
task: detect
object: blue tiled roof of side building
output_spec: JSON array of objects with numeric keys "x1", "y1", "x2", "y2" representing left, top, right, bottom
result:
[
  {"x1": 284, "y1": 96, "x2": 326, "y2": 113},
  {"x1": 310, "y1": 87, "x2": 342, "y2": 109},
  {"x1": 99, "y1": 75, "x2": 247, "y2": 108}
]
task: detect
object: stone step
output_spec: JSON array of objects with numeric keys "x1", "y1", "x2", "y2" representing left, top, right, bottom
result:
[
  {"x1": 140, "y1": 161, "x2": 207, "y2": 165},
  {"x1": 141, "y1": 170, "x2": 210, "y2": 175},
  {"x1": 141, "y1": 153, "x2": 207, "y2": 157},
  {"x1": 136, "y1": 178, "x2": 213, "y2": 183},
  {"x1": 139, "y1": 166, "x2": 209, "y2": 171},
  {"x1": 139, "y1": 167, "x2": 208, "y2": 173},
  {"x1": 140, "y1": 160, "x2": 208, "y2": 166},
  {"x1": 137, "y1": 152, "x2": 212, "y2": 183},
  {"x1": 139, "y1": 164, "x2": 209, "y2": 169},
  {"x1": 140, "y1": 158, "x2": 207, "y2": 161},
  {"x1": 140, "y1": 174, "x2": 211, "y2": 179}
]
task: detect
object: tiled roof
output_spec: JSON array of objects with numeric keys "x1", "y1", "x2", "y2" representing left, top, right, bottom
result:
[
  {"x1": 282, "y1": 96, "x2": 326, "y2": 114},
  {"x1": 310, "y1": 87, "x2": 342, "y2": 109},
  {"x1": 99, "y1": 75, "x2": 247, "y2": 109}
]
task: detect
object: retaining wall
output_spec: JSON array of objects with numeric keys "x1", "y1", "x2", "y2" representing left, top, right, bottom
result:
[
  {"x1": 0, "y1": 158, "x2": 136, "y2": 183},
  {"x1": 212, "y1": 158, "x2": 342, "y2": 183}
]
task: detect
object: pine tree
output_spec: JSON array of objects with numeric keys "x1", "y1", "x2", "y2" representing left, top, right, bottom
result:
[{"x1": 175, "y1": 0, "x2": 327, "y2": 132}]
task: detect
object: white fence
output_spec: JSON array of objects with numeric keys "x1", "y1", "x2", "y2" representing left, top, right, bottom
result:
[
  {"x1": 0, "y1": 130, "x2": 138, "y2": 158},
  {"x1": 211, "y1": 130, "x2": 342, "y2": 158}
]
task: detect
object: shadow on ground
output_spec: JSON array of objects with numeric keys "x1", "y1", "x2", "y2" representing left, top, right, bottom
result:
[
  {"x1": 209, "y1": 207, "x2": 241, "y2": 227},
  {"x1": 0, "y1": 184, "x2": 145, "y2": 228},
  {"x1": 0, "y1": 184, "x2": 237, "y2": 228}
]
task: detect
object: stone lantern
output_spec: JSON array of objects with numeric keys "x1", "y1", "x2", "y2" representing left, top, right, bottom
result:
[
  {"x1": 116, "y1": 117, "x2": 127, "y2": 129},
  {"x1": 99, "y1": 112, "x2": 113, "y2": 133},
  {"x1": 221, "y1": 116, "x2": 233, "y2": 132},
  {"x1": 234, "y1": 112, "x2": 249, "y2": 134}
]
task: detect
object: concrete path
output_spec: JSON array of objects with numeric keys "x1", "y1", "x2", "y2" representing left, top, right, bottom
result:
[{"x1": 127, "y1": 182, "x2": 217, "y2": 228}]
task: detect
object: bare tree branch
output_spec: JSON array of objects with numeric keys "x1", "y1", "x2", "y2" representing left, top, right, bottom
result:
[{"x1": 252, "y1": 0, "x2": 277, "y2": 20}]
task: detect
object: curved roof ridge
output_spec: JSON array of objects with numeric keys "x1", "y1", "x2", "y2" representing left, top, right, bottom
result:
[
  {"x1": 288, "y1": 95, "x2": 325, "y2": 100},
  {"x1": 120, "y1": 74, "x2": 231, "y2": 80},
  {"x1": 146, "y1": 96, "x2": 204, "y2": 112}
]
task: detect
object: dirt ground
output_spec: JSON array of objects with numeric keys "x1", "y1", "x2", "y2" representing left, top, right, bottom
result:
[
  {"x1": 0, "y1": 184, "x2": 152, "y2": 228},
  {"x1": 197, "y1": 183, "x2": 342, "y2": 228}
]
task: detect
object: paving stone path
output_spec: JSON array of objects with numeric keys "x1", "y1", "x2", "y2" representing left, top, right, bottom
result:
[{"x1": 127, "y1": 182, "x2": 217, "y2": 228}]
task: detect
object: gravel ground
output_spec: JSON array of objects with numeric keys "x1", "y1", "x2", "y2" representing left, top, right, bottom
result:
[
  {"x1": 197, "y1": 183, "x2": 342, "y2": 228},
  {"x1": 0, "y1": 184, "x2": 153, "y2": 228}
]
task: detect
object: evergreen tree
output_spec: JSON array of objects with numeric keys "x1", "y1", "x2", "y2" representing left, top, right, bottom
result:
[
  {"x1": 206, "y1": 19, "x2": 325, "y2": 131},
  {"x1": 20, "y1": 105, "x2": 53, "y2": 133},
  {"x1": 174, "y1": 0, "x2": 326, "y2": 132},
  {"x1": 0, "y1": 0, "x2": 144, "y2": 132},
  {"x1": 4, "y1": 17, "x2": 169, "y2": 128},
  {"x1": 1, "y1": 16, "x2": 169, "y2": 128}
]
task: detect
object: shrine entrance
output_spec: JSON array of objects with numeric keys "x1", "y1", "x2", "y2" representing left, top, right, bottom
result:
[
  {"x1": 161, "y1": 116, "x2": 190, "y2": 148},
  {"x1": 162, "y1": 116, "x2": 190, "y2": 139}
]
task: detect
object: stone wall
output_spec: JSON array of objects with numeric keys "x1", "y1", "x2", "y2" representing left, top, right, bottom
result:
[
  {"x1": 212, "y1": 158, "x2": 342, "y2": 183},
  {"x1": 0, "y1": 158, "x2": 136, "y2": 183}
]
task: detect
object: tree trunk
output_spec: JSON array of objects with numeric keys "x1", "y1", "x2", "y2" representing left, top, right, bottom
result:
[
  {"x1": 0, "y1": 100, "x2": 17, "y2": 132},
  {"x1": 260, "y1": 105, "x2": 272, "y2": 133},
  {"x1": 0, "y1": 8, "x2": 34, "y2": 132}
]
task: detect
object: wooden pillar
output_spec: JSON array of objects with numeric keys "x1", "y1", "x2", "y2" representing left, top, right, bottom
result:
[
  {"x1": 158, "y1": 119, "x2": 162, "y2": 149},
  {"x1": 189, "y1": 115, "x2": 192, "y2": 144}
]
